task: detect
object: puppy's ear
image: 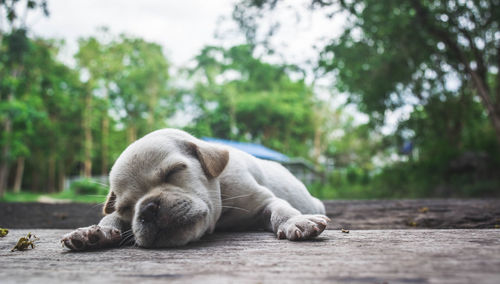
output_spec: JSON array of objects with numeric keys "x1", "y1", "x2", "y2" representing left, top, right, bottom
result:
[
  {"x1": 103, "y1": 191, "x2": 116, "y2": 215},
  {"x1": 187, "y1": 142, "x2": 229, "y2": 178}
]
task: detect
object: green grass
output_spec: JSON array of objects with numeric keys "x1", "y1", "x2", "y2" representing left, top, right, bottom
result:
[
  {"x1": 0, "y1": 190, "x2": 106, "y2": 203},
  {"x1": 50, "y1": 190, "x2": 106, "y2": 203},
  {"x1": 0, "y1": 192, "x2": 42, "y2": 202}
]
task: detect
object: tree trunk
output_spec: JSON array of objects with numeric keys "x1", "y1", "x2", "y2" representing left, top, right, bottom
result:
[
  {"x1": 0, "y1": 118, "x2": 11, "y2": 197},
  {"x1": 489, "y1": 113, "x2": 500, "y2": 147},
  {"x1": 469, "y1": 72, "x2": 500, "y2": 147},
  {"x1": 83, "y1": 86, "x2": 93, "y2": 178},
  {"x1": 100, "y1": 85, "x2": 110, "y2": 177},
  {"x1": 57, "y1": 159, "x2": 66, "y2": 192},
  {"x1": 0, "y1": 93, "x2": 14, "y2": 197},
  {"x1": 31, "y1": 164, "x2": 40, "y2": 192},
  {"x1": 0, "y1": 64, "x2": 24, "y2": 197},
  {"x1": 101, "y1": 116, "x2": 109, "y2": 176},
  {"x1": 410, "y1": 0, "x2": 500, "y2": 147},
  {"x1": 48, "y1": 155, "x2": 56, "y2": 193},
  {"x1": 313, "y1": 127, "x2": 322, "y2": 164},
  {"x1": 228, "y1": 93, "x2": 236, "y2": 139},
  {"x1": 13, "y1": 157, "x2": 25, "y2": 193},
  {"x1": 147, "y1": 84, "x2": 159, "y2": 132},
  {"x1": 127, "y1": 124, "x2": 137, "y2": 144},
  {"x1": 147, "y1": 111, "x2": 155, "y2": 132},
  {"x1": 0, "y1": 67, "x2": 22, "y2": 197}
]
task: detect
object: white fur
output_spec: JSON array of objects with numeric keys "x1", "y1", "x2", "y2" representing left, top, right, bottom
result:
[{"x1": 62, "y1": 128, "x2": 329, "y2": 250}]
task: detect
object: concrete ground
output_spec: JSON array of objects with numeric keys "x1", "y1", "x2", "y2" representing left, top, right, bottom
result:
[
  {"x1": 1, "y1": 229, "x2": 499, "y2": 283},
  {"x1": 2, "y1": 199, "x2": 500, "y2": 229}
]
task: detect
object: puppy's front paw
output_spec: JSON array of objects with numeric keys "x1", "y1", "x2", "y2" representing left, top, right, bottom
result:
[
  {"x1": 61, "y1": 225, "x2": 121, "y2": 251},
  {"x1": 277, "y1": 215, "x2": 330, "y2": 241}
]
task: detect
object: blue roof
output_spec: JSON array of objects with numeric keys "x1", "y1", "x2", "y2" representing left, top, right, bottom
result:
[{"x1": 202, "y1": 137, "x2": 290, "y2": 162}]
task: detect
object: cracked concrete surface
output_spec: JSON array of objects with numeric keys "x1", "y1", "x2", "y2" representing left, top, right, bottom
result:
[{"x1": 1, "y1": 229, "x2": 499, "y2": 283}]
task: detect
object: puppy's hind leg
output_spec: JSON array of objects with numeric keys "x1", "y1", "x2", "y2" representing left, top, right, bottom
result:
[
  {"x1": 61, "y1": 212, "x2": 130, "y2": 251},
  {"x1": 262, "y1": 198, "x2": 330, "y2": 241}
]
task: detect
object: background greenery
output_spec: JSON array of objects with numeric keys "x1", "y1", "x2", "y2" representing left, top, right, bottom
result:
[{"x1": 1, "y1": 0, "x2": 499, "y2": 202}]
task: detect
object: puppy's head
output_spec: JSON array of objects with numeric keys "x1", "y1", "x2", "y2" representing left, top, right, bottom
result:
[{"x1": 104, "y1": 129, "x2": 228, "y2": 247}]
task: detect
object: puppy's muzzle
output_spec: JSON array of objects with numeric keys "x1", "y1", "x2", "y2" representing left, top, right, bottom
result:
[
  {"x1": 138, "y1": 194, "x2": 197, "y2": 227},
  {"x1": 133, "y1": 191, "x2": 210, "y2": 247},
  {"x1": 139, "y1": 201, "x2": 159, "y2": 223}
]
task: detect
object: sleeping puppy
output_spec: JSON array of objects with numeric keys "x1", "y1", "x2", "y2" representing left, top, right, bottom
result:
[{"x1": 61, "y1": 129, "x2": 329, "y2": 250}]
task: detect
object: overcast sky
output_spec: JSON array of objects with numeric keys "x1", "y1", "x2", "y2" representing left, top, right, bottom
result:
[
  {"x1": 27, "y1": 0, "x2": 241, "y2": 67},
  {"x1": 21, "y1": 0, "x2": 345, "y2": 72}
]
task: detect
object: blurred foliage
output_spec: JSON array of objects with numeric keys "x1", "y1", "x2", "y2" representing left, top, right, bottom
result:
[
  {"x1": 234, "y1": 0, "x2": 500, "y2": 197},
  {"x1": 0, "y1": 5, "x2": 176, "y2": 196},
  {"x1": 76, "y1": 31, "x2": 173, "y2": 141},
  {"x1": 0, "y1": 188, "x2": 106, "y2": 203},
  {"x1": 1, "y1": 0, "x2": 500, "y2": 200},
  {"x1": 184, "y1": 44, "x2": 316, "y2": 157},
  {"x1": 70, "y1": 178, "x2": 108, "y2": 196}
]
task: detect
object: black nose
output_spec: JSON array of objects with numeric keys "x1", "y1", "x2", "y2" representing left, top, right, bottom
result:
[{"x1": 139, "y1": 202, "x2": 158, "y2": 223}]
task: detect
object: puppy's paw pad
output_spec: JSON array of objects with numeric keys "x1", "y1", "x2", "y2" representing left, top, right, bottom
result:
[
  {"x1": 61, "y1": 225, "x2": 121, "y2": 251},
  {"x1": 277, "y1": 215, "x2": 330, "y2": 241}
]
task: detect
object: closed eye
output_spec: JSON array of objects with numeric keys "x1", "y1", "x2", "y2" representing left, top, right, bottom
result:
[{"x1": 163, "y1": 163, "x2": 187, "y2": 182}]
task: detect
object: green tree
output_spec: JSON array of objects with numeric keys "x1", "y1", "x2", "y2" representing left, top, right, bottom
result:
[
  {"x1": 0, "y1": 0, "x2": 49, "y2": 197},
  {"x1": 231, "y1": 0, "x2": 500, "y2": 197},
  {"x1": 186, "y1": 45, "x2": 316, "y2": 157},
  {"x1": 25, "y1": 39, "x2": 84, "y2": 192},
  {"x1": 75, "y1": 32, "x2": 117, "y2": 177},
  {"x1": 110, "y1": 36, "x2": 172, "y2": 142},
  {"x1": 75, "y1": 31, "x2": 173, "y2": 176},
  {"x1": 1, "y1": 36, "x2": 84, "y2": 193},
  {"x1": 233, "y1": 0, "x2": 500, "y2": 147}
]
